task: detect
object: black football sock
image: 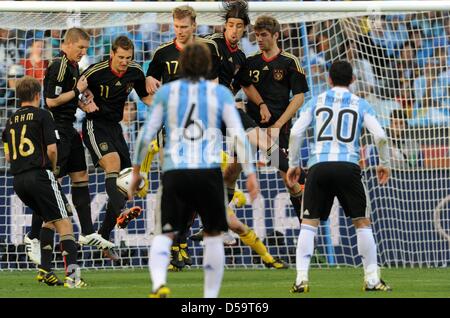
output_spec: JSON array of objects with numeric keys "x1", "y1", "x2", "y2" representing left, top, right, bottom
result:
[
  {"x1": 99, "y1": 172, "x2": 126, "y2": 240},
  {"x1": 39, "y1": 227, "x2": 55, "y2": 272},
  {"x1": 29, "y1": 211, "x2": 43, "y2": 240},
  {"x1": 72, "y1": 181, "x2": 94, "y2": 235},
  {"x1": 60, "y1": 234, "x2": 78, "y2": 276}
]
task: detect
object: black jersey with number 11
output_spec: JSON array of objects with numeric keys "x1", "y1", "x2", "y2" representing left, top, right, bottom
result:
[{"x1": 82, "y1": 60, "x2": 149, "y2": 123}]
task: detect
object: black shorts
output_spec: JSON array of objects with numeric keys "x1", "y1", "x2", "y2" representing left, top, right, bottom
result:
[
  {"x1": 55, "y1": 126, "x2": 87, "y2": 178},
  {"x1": 82, "y1": 119, "x2": 131, "y2": 170},
  {"x1": 13, "y1": 169, "x2": 73, "y2": 223},
  {"x1": 238, "y1": 109, "x2": 258, "y2": 131},
  {"x1": 302, "y1": 162, "x2": 368, "y2": 221},
  {"x1": 158, "y1": 168, "x2": 228, "y2": 234}
]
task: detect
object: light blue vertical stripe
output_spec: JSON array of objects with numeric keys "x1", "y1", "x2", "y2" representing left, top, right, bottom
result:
[
  {"x1": 198, "y1": 80, "x2": 209, "y2": 167},
  {"x1": 338, "y1": 92, "x2": 351, "y2": 162}
]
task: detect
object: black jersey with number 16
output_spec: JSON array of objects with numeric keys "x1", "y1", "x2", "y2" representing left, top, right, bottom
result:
[{"x1": 2, "y1": 107, "x2": 57, "y2": 175}]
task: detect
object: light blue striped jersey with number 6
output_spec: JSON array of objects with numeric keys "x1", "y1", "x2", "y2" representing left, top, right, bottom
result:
[
  {"x1": 133, "y1": 79, "x2": 255, "y2": 175},
  {"x1": 289, "y1": 87, "x2": 388, "y2": 168}
]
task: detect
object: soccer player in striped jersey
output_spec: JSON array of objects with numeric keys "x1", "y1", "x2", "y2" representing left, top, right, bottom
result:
[
  {"x1": 131, "y1": 42, "x2": 259, "y2": 298},
  {"x1": 145, "y1": 5, "x2": 222, "y2": 270},
  {"x1": 169, "y1": 0, "x2": 284, "y2": 269},
  {"x1": 81, "y1": 36, "x2": 153, "y2": 260},
  {"x1": 224, "y1": 15, "x2": 309, "y2": 222},
  {"x1": 287, "y1": 60, "x2": 392, "y2": 293}
]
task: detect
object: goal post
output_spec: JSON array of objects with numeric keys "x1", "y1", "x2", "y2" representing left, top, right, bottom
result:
[{"x1": 0, "y1": 1, "x2": 449, "y2": 271}]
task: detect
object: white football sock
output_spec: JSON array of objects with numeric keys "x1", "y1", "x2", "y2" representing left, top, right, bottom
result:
[
  {"x1": 149, "y1": 235, "x2": 172, "y2": 292},
  {"x1": 203, "y1": 236, "x2": 225, "y2": 298},
  {"x1": 296, "y1": 224, "x2": 317, "y2": 285},
  {"x1": 356, "y1": 227, "x2": 380, "y2": 286}
]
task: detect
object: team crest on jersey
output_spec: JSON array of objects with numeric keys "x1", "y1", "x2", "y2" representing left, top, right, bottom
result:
[
  {"x1": 99, "y1": 142, "x2": 108, "y2": 152},
  {"x1": 273, "y1": 69, "x2": 284, "y2": 81},
  {"x1": 126, "y1": 83, "x2": 134, "y2": 93}
]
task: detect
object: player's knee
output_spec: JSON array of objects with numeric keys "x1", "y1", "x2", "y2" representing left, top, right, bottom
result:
[
  {"x1": 353, "y1": 217, "x2": 371, "y2": 228},
  {"x1": 203, "y1": 230, "x2": 222, "y2": 237},
  {"x1": 53, "y1": 218, "x2": 74, "y2": 236},
  {"x1": 42, "y1": 222, "x2": 56, "y2": 230},
  {"x1": 302, "y1": 218, "x2": 319, "y2": 227},
  {"x1": 223, "y1": 163, "x2": 241, "y2": 185},
  {"x1": 69, "y1": 170, "x2": 89, "y2": 182},
  {"x1": 228, "y1": 220, "x2": 245, "y2": 235}
]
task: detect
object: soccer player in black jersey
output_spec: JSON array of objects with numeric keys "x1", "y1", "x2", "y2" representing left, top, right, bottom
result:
[
  {"x1": 2, "y1": 77, "x2": 86, "y2": 288},
  {"x1": 43, "y1": 27, "x2": 113, "y2": 252},
  {"x1": 23, "y1": 28, "x2": 112, "y2": 274},
  {"x1": 146, "y1": 5, "x2": 221, "y2": 94},
  {"x1": 225, "y1": 15, "x2": 309, "y2": 221},
  {"x1": 81, "y1": 36, "x2": 152, "y2": 260}
]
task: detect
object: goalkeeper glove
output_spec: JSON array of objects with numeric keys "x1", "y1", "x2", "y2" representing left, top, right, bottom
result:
[
  {"x1": 232, "y1": 189, "x2": 247, "y2": 208},
  {"x1": 136, "y1": 174, "x2": 149, "y2": 198}
]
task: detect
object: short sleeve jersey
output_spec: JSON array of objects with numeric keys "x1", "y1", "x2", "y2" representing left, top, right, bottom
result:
[
  {"x1": 146, "y1": 37, "x2": 221, "y2": 84},
  {"x1": 2, "y1": 106, "x2": 57, "y2": 175},
  {"x1": 243, "y1": 51, "x2": 309, "y2": 126},
  {"x1": 82, "y1": 60, "x2": 149, "y2": 122},
  {"x1": 204, "y1": 33, "x2": 252, "y2": 90},
  {"x1": 44, "y1": 51, "x2": 80, "y2": 127}
]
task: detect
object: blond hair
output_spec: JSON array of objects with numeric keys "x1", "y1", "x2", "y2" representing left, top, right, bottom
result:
[
  {"x1": 172, "y1": 5, "x2": 197, "y2": 23},
  {"x1": 63, "y1": 27, "x2": 89, "y2": 44}
]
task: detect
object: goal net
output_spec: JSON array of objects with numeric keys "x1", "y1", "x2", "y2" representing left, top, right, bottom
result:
[{"x1": 0, "y1": 1, "x2": 449, "y2": 270}]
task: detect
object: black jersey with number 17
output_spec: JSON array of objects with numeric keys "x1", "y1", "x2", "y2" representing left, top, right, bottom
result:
[
  {"x1": 146, "y1": 37, "x2": 221, "y2": 84},
  {"x1": 82, "y1": 60, "x2": 149, "y2": 123},
  {"x1": 243, "y1": 51, "x2": 309, "y2": 127},
  {"x1": 2, "y1": 107, "x2": 57, "y2": 175}
]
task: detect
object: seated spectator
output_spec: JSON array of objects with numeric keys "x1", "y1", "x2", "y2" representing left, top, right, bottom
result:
[
  {"x1": 387, "y1": 109, "x2": 422, "y2": 168},
  {"x1": 2, "y1": 64, "x2": 25, "y2": 115},
  {"x1": 413, "y1": 58, "x2": 441, "y2": 109},
  {"x1": 354, "y1": 81, "x2": 401, "y2": 128},
  {"x1": 0, "y1": 28, "x2": 23, "y2": 76},
  {"x1": 362, "y1": 109, "x2": 422, "y2": 169},
  {"x1": 347, "y1": 41, "x2": 377, "y2": 94},
  {"x1": 20, "y1": 39, "x2": 48, "y2": 83},
  {"x1": 121, "y1": 100, "x2": 138, "y2": 152},
  {"x1": 303, "y1": 55, "x2": 328, "y2": 96}
]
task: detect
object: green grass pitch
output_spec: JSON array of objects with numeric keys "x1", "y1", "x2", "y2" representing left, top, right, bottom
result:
[{"x1": 0, "y1": 268, "x2": 448, "y2": 298}]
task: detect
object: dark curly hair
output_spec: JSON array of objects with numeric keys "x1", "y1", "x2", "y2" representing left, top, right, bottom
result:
[{"x1": 223, "y1": 0, "x2": 250, "y2": 26}]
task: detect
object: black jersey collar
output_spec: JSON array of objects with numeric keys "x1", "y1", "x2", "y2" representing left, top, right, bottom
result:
[
  {"x1": 60, "y1": 50, "x2": 78, "y2": 68},
  {"x1": 261, "y1": 49, "x2": 281, "y2": 63},
  {"x1": 224, "y1": 33, "x2": 239, "y2": 53},
  {"x1": 109, "y1": 58, "x2": 126, "y2": 78}
]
